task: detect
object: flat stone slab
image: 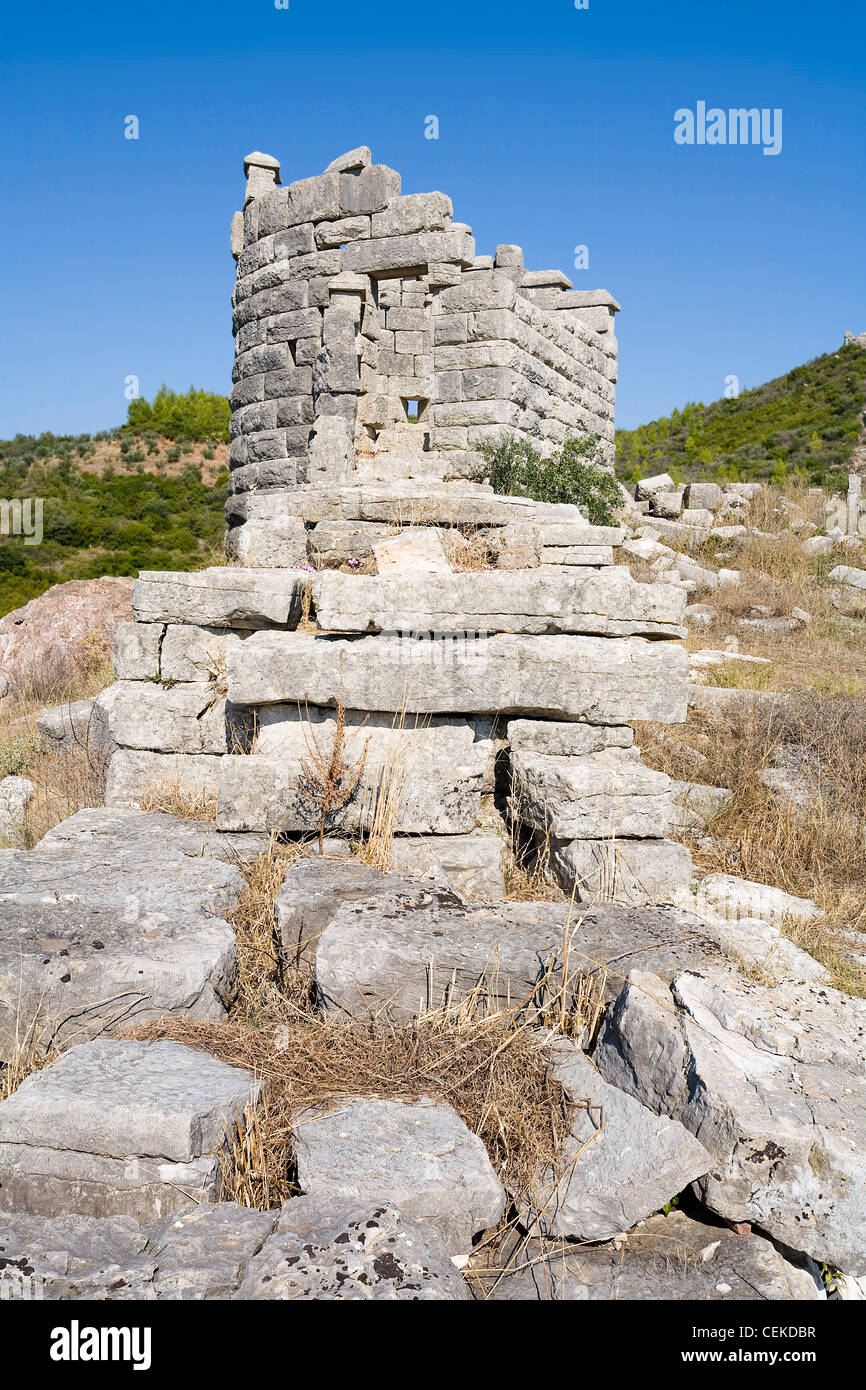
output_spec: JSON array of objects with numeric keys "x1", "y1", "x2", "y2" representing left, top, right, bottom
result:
[
  {"x1": 0, "y1": 1040, "x2": 259, "y2": 1222},
  {"x1": 293, "y1": 1097, "x2": 505, "y2": 1261},
  {"x1": 481, "y1": 1211, "x2": 823, "y2": 1301},
  {"x1": 312, "y1": 567, "x2": 686, "y2": 638},
  {"x1": 0, "y1": 807, "x2": 245, "y2": 1056},
  {"x1": 226, "y1": 631, "x2": 690, "y2": 722},
  {"x1": 594, "y1": 964, "x2": 866, "y2": 1272},
  {"x1": 105, "y1": 750, "x2": 224, "y2": 809},
  {"x1": 297, "y1": 861, "x2": 736, "y2": 1020},
  {"x1": 106, "y1": 680, "x2": 242, "y2": 755},
  {"x1": 829, "y1": 564, "x2": 866, "y2": 591},
  {"x1": 512, "y1": 747, "x2": 674, "y2": 839},
  {"x1": 0, "y1": 1202, "x2": 278, "y2": 1300},
  {"x1": 521, "y1": 1039, "x2": 711, "y2": 1241},
  {"x1": 236, "y1": 1197, "x2": 470, "y2": 1300},
  {"x1": 507, "y1": 720, "x2": 634, "y2": 756},
  {"x1": 682, "y1": 873, "x2": 823, "y2": 926},
  {"x1": 132, "y1": 567, "x2": 307, "y2": 628}
]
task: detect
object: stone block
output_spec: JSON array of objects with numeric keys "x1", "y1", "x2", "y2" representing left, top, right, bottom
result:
[
  {"x1": 342, "y1": 230, "x2": 474, "y2": 276},
  {"x1": 372, "y1": 528, "x2": 451, "y2": 575},
  {"x1": 521, "y1": 1040, "x2": 710, "y2": 1241},
  {"x1": 225, "y1": 631, "x2": 690, "y2": 723},
  {"x1": 507, "y1": 720, "x2": 634, "y2": 756},
  {"x1": 549, "y1": 836, "x2": 693, "y2": 906},
  {"x1": 106, "y1": 681, "x2": 235, "y2": 755},
  {"x1": 236, "y1": 1197, "x2": 469, "y2": 1300},
  {"x1": 512, "y1": 748, "x2": 674, "y2": 839},
  {"x1": 283, "y1": 171, "x2": 342, "y2": 226},
  {"x1": 314, "y1": 215, "x2": 371, "y2": 248},
  {"x1": 132, "y1": 568, "x2": 306, "y2": 629},
  {"x1": 340, "y1": 164, "x2": 401, "y2": 215},
  {"x1": 0, "y1": 1040, "x2": 258, "y2": 1220},
  {"x1": 293, "y1": 1097, "x2": 504, "y2": 1261},
  {"x1": 312, "y1": 567, "x2": 686, "y2": 637},
  {"x1": 105, "y1": 750, "x2": 223, "y2": 809},
  {"x1": 371, "y1": 192, "x2": 453, "y2": 237}
]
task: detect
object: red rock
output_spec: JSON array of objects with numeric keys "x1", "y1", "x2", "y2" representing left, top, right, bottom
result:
[{"x1": 0, "y1": 578, "x2": 134, "y2": 697}]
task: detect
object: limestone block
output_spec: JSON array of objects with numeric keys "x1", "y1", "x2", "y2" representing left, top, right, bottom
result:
[
  {"x1": 388, "y1": 831, "x2": 506, "y2": 899},
  {"x1": 521, "y1": 1041, "x2": 710, "y2": 1241},
  {"x1": 372, "y1": 528, "x2": 452, "y2": 575},
  {"x1": 312, "y1": 567, "x2": 686, "y2": 637},
  {"x1": 339, "y1": 165, "x2": 401, "y2": 216},
  {"x1": 314, "y1": 215, "x2": 370, "y2": 248},
  {"x1": 282, "y1": 171, "x2": 341, "y2": 227},
  {"x1": 325, "y1": 146, "x2": 372, "y2": 173},
  {"x1": 308, "y1": 520, "x2": 392, "y2": 563},
  {"x1": 685, "y1": 482, "x2": 723, "y2": 511},
  {"x1": 0, "y1": 1040, "x2": 258, "y2": 1221},
  {"x1": 105, "y1": 750, "x2": 223, "y2": 809},
  {"x1": 225, "y1": 631, "x2": 691, "y2": 722},
  {"x1": 507, "y1": 720, "x2": 634, "y2": 756},
  {"x1": 650, "y1": 487, "x2": 685, "y2": 519},
  {"x1": 635, "y1": 473, "x2": 676, "y2": 501},
  {"x1": 549, "y1": 836, "x2": 693, "y2": 906},
  {"x1": 133, "y1": 568, "x2": 306, "y2": 628},
  {"x1": 264, "y1": 307, "x2": 323, "y2": 341},
  {"x1": 106, "y1": 680, "x2": 236, "y2": 755},
  {"x1": 371, "y1": 192, "x2": 452, "y2": 237},
  {"x1": 307, "y1": 414, "x2": 355, "y2": 484},
  {"x1": 112, "y1": 620, "x2": 162, "y2": 680},
  {"x1": 225, "y1": 516, "x2": 309, "y2": 568},
  {"x1": 158, "y1": 625, "x2": 249, "y2": 684},
  {"x1": 539, "y1": 546, "x2": 613, "y2": 566},
  {"x1": 0, "y1": 813, "x2": 242, "y2": 1055},
  {"x1": 293, "y1": 1097, "x2": 504, "y2": 1261},
  {"x1": 216, "y1": 711, "x2": 494, "y2": 835},
  {"x1": 343, "y1": 230, "x2": 475, "y2": 276},
  {"x1": 434, "y1": 273, "x2": 517, "y2": 314},
  {"x1": 512, "y1": 748, "x2": 674, "y2": 839},
  {"x1": 594, "y1": 966, "x2": 866, "y2": 1271},
  {"x1": 830, "y1": 564, "x2": 866, "y2": 591},
  {"x1": 237, "y1": 1197, "x2": 469, "y2": 1300}
]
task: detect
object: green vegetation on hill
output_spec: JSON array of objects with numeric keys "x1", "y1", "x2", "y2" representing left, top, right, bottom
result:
[
  {"x1": 616, "y1": 343, "x2": 866, "y2": 489},
  {"x1": 123, "y1": 385, "x2": 230, "y2": 443},
  {"x1": 0, "y1": 454, "x2": 227, "y2": 615}
]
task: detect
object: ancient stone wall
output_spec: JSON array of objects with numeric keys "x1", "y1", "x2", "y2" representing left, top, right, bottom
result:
[{"x1": 228, "y1": 146, "x2": 619, "y2": 511}]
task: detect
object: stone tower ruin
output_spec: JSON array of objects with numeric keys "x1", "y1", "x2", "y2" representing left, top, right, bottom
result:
[{"x1": 102, "y1": 147, "x2": 692, "y2": 907}]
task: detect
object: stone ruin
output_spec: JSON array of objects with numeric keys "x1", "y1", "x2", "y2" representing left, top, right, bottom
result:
[
  {"x1": 1, "y1": 149, "x2": 863, "y2": 1301},
  {"x1": 98, "y1": 145, "x2": 693, "y2": 906}
]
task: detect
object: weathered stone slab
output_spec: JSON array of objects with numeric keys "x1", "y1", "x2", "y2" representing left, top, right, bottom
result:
[
  {"x1": 481, "y1": 1211, "x2": 823, "y2": 1301},
  {"x1": 35, "y1": 698, "x2": 116, "y2": 757},
  {"x1": 594, "y1": 966, "x2": 866, "y2": 1271},
  {"x1": 227, "y1": 482, "x2": 547, "y2": 527},
  {"x1": 312, "y1": 567, "x2": 686, "y2": 637},
  {"x1": 522, "y1": 1040, "x2": 710, "y2": 1241},
  {"x1": 132, "y1": 568, "x2": 306, "y2": 628},
  {"x1": 0, "y1": 776, "x2": 34, "y2": 847},
  {"x1": 389, "y1": 832, "x2": 505, "y2": 899},
  {"x1": 294, "y1": 1097, "x2": 505, "y2": 1261},
  {"x1": 310, "y1": 877, "x2": 731, "y2": 1021},
  {"x1": 0, "y1": 808, "x2": 242, "y2": 1055},
  {"x1": 549, "y1": 836, "x2": 693, "y2": 906},
  {"x1": 507, "y1": 720, "x2": 634, "y2": 756},
  {"x1": 112, "y1": 619, "x2": 164, "y2": 680},
  {"x1": 216, "y1": 710, "x2": 494, "y2": 834},
  {"x1": 0, "y1": 1040, "x2": 259, "y2": 1221},
  {"x1": 107, "y1": 680, "x2": 242, "y2": 755},
  {"x1": 683, "y1": 873, "x2": 823, "y2": 926},
  {"x1": 105, "y1": 750, "x2": 223, "y2": 809},
  {"x1": 226, "y1": 631, "x2": 690, "y2": 723},
  {"x1": 540, "y1": 546, "x2": 613, "y2": 567},
  {"x1": 512, "y1": 748, "x2": 674, "y2": 839},
  {"x1": 372, "y1": 528, "x2": 452, "y2": 575},
  {"x1": 236, "y1": 1197, "x2": 469, "y2": 1300},
  {"x1": 829, "y1": 564, "x2": 866, "y2": 591}
]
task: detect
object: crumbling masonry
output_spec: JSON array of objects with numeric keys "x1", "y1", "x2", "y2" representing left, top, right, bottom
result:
[{"x1": 102, "y1": 147, "x2": 693, "y2": 906}]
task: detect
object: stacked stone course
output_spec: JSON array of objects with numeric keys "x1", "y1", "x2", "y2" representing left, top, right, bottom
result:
[{"x1": 100, "y1": 147, "x2": 692, "y2": 905}]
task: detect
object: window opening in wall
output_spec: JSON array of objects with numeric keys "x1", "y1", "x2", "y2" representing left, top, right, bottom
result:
[
  {"x1": 405, "y1": 399, "x2": 420, "y2": 422},
  {"x1": 287, "y1": 340, "x2": 298, "y2": 365}
]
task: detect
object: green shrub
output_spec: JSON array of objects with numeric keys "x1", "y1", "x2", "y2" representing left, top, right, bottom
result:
[{"x1": 475, "y1": 431, "x2": 622, "y2": 525}]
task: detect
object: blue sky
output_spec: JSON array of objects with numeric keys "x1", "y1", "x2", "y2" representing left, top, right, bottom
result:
[{"x1": 1, "y1": 0, "x2": 864, "y2": 436}]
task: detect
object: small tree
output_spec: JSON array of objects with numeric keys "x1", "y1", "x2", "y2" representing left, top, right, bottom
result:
[{"x1": 474, "y1": 431, "x2": 622, "y2": 525}]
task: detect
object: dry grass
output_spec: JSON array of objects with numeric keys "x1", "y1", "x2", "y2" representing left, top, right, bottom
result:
[
  {"x1": 139, "y1": 778, "x2": 218, "y2": 822},
  {"x1": 127, "y1": 842, "x2": 609, "y2": 1215},
  {"x1": 636, "y1": 687, "x2": 866, "y2": 994},
  {"x1": 0, "y1": 645, "x2": 117, "y2": 847}
]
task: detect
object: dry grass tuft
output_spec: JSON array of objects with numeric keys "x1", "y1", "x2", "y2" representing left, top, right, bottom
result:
[{"x1": 139, "y1": 778, "x2": 218, "y2": 822}]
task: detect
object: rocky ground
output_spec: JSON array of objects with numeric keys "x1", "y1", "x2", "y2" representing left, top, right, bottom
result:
[{"x1": 0, "y1": 477, "x2": 864, "y2": 1301}]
